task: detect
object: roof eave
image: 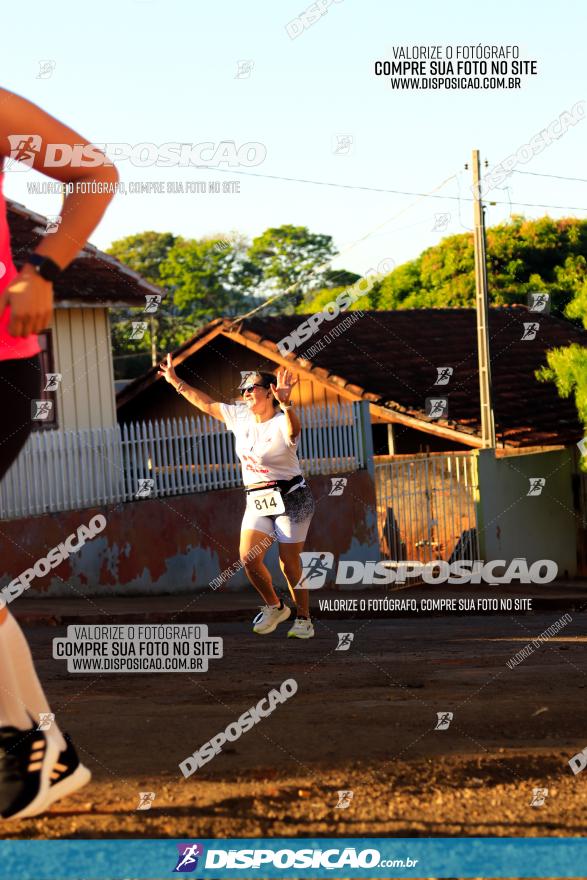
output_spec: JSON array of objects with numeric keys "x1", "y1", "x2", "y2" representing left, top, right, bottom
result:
[
  {"x1": 7, "y1": 198, "x2": 165, "y2": 302},
  {"x1": 115, "y1": 319, "x2": 227, "y2": 407}
]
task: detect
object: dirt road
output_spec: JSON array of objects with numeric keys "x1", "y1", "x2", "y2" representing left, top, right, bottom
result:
[{"x1": 4, "y1": 609, "x2": 587, "y2": 840}]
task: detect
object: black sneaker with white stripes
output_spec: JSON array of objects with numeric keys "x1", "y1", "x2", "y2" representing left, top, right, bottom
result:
[
  {"x1": 0, "y1": 724, "x2": 59, "y2": 820},
  {"x1": 46, "y1": 731, "x2": 91, "y2": 808}
]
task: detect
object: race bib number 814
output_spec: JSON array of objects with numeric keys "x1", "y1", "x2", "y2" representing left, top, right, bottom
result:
[{"x1": 247, "y1": 487, "x2": 285, "y2": 515}]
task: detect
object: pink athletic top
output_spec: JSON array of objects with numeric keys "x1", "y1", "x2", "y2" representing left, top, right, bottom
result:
[{"x1": 0, "y1": 172, "x2": 41, "y2": 361}]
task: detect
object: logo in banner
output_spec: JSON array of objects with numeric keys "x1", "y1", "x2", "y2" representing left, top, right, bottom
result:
[{"x1": 173, "y1": 843, "x2": 204, "y2": 872}]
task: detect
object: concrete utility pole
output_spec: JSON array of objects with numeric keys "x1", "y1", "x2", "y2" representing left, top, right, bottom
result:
[{"x1": 471, "y1": 150, "x2": 496, "y2": 448}]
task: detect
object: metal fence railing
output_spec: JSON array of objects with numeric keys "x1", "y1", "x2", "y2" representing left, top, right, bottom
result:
[
  {"x1": 375, "y1": 452, "x2": 479, "y2": 563},
  {"x1": 0, "y1": 401, "x2": 367, "y2": 520}
]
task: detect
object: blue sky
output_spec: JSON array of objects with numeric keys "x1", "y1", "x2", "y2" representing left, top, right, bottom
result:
[{"x1": 3, "y1": 0, "x2": 587, "y2": 278}]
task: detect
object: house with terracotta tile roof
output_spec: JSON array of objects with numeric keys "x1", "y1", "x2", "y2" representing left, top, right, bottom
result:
[
  {"x1": 3, "y1": 297, "x2": 585, "y2": 584},
  {"x1": 116, "y1": 307, "x2": 586, "y2": 454}
]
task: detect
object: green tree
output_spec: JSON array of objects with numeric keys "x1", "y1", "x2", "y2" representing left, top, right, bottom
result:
[
  {"x1": 537, "y1": 277, "x2": 587, "y2": 465},
  {"x1": 107, "y1": 231, "x2": 176, "y2": 283},
  {"x1": 298, "y1": 278, "x2": 383, "y2": 315},
  {"x1": 321, "y1": 268, "x2": 361, "y2": 288},
  {"x1": 247, "y1": 225, "x2": 337, "y2": 310},
  {"x1": 160, "y1": 235, "x2": 256, "y2": 322},
  {"x1": 377, "y1": 216, "x2": 587, "y2": 314},
  {"x1": 107, "y1": 231, "x2": 257, "y2": 377},
  {"x1": 107, "y1": 231, "x2": 175, "y2": 379}
]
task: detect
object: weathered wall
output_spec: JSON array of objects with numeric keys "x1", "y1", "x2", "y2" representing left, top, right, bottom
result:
[
  {"x1": 476, "y1": 447, "x2": 578, "y2": 578},
  {"x1": 0, "y1": 470, "x2": 378, "y2": 598}
]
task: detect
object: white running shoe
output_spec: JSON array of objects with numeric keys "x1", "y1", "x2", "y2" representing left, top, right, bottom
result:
[
  {"x1": 253, "y1": 603, "x2": 291, "y2": 634},
  {"x1": 287, "y1": 618, "x2": 315, "y2": 639}
]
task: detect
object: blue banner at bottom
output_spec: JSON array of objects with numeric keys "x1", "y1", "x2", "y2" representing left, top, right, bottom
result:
[{"x1": 0, "y1": 838, "x2": 586, "y2": 879}]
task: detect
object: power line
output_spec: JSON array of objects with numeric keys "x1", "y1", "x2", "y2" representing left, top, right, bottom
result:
[
  {"x1": 488, "y1": 198, "x2": 587, "y2": 211},
  {"x1": 196, "y1": 164, "x2": 455, "y2": 200},
  {"x1": 196, "y1": 164, "x2": 587, "y2": 212},
  {"x1": 513, "y1": 170, "x2": 587, "y2": 184}
]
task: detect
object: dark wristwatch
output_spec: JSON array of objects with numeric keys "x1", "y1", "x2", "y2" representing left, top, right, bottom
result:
[{"x1": 24, "y1": 254, "x2": 62, "y2": 283}]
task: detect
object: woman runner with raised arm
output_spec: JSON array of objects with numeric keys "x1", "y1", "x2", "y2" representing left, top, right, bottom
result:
[{"x1": 159, "y1": 356, "x2": 316, "y2": 638}]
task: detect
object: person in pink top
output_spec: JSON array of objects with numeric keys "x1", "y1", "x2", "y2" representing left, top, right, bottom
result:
[{"x1": 0, "y1": 88, "x2": 118, "y2": 820}]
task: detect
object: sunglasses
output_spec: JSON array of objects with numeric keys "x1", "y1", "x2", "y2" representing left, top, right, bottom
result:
[{"x1": 240, "y1": 383, "x2": 268, "y2": 395}]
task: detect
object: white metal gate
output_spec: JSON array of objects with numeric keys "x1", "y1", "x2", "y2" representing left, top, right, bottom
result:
[{"x1": 375, "y1": 453, "x2": 479, "y2": 562}]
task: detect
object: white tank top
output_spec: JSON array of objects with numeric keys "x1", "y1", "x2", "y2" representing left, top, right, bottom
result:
[{"x1": 220, "y1": 403, "x2": 302, "y2": 487}]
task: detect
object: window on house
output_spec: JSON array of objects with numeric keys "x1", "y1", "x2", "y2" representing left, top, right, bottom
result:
[{"x1": 31, "y1": 330, "x2": 58, "y2": 430}]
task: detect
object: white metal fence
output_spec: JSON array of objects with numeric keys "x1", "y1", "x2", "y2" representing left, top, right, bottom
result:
[
  {"x1": 375, "y1": 452, "x2": 479, "y2": 563},
  {"x1": 0, "y1": 401, "x2": 367, "y2": 520}
]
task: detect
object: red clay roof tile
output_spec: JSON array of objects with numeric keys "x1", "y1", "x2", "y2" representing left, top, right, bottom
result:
[{"x1": 241, "y1": 308, "x2": 586, "y2": 448}]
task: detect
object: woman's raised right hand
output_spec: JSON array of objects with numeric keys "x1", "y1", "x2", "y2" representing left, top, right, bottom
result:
[{"x1": 158, "y1": 352, "x2": 178, "y2": 386}]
